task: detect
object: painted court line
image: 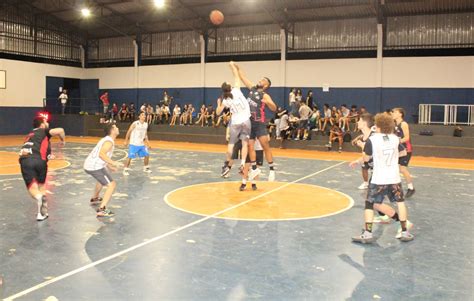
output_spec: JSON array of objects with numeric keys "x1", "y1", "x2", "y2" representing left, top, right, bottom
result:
[{"x1": 4, "y1": 161, "x2": 345, "y2": 300}]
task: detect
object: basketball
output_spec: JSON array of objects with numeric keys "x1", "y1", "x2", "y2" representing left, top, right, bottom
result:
[{"x1": 209, "y1": 10, "x2": 224, "y2": 26}]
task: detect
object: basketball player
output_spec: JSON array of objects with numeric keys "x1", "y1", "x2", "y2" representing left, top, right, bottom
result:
[
  {"x1": 233, "y1": 62, "x2": 277, "y2": 181},
  {"x1": 84, "y1": 123, "x2": 122, "y2": 217},
  {"x1": 241, "y1": 138, "x2": 264, "y2": 191},
  {"x1": 217, "y1": 62, "x2": 251, "y2": 177},
  {"x1": 351, "y1": 113, "x2": 414, "y2": 243},
  {"x1": 123, "y1": 112, "x2": 152, "y2": 176},
  {"x1": 19, "y1": 117, "x2": 66, "y2": 221},
  {"x1": 351, "y1": 113, "x2": 376, "y2": 190},
  {"x1": 392, "y1": 108, "x2": 415, "y2": 198}
]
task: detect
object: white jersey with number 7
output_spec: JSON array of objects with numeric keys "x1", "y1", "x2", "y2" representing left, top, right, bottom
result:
[
  {"x1": 222, "y1": 87, "x2": 251, "y2": 125},
  {"x1": 366, "y1": 133, "x2": 401, "y2": 185}
]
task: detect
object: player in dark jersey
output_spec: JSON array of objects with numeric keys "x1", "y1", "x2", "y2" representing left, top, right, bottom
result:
[
  {"x1": 392, "y1": 108, "x2": 415, "y2": 198},
  {"x1": 233, "y1": 62, "x2": 277, "y2": 182},
  {"x1": 19, "y1": 117, "x2": 66, "y2": 221}
]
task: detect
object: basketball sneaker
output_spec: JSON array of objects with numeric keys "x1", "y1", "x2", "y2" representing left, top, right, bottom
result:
[
  {"x1": 144, "y1": 166, "x2": 152, "y2": 173},
  {"x1": 351, "y1": 230, "x2": 374, "y2": 244},
  {"x1": 405, "y1": 189, "x2": 416, "y2": 198},
  {"x1": 36, "y1": 212, "x2": 48, "y2": 221},
  {"x1": 221, "y1": 165, "x2": 231, "y2": 178},
  {"x1": 358, "y1": 182, "x2": 369, "y2": 190},
  {"x1": 396, "y1": 221, "x2": 413, "y2": 239},
  {"x1": 123, "y1": 167, "x2": 131, "y2": 176},
  {"x1": 268, "y1": 170, "x2": 275, "y2": 182},
  {"x1": 373, "y1": 215, "x2": 391, "y2": 224},
  {"x1": 239, "y1": 183, "x2": 246, "y2": 191},
  {"x1": 97, "y1": 207, "x2": 114, "y2": 217},
  {"x1": 400, "y1": 231, "x2": 414, "y2": 242},
  {"x1": 251, "y1": 183, "x2": 257, "y2": 191}
]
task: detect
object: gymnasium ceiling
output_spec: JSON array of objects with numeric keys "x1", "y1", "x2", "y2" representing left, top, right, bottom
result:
[{"x1": 7, "y1": 0, "x2": 474, "y2": 38}]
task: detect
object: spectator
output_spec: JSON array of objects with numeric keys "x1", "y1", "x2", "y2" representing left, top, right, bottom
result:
[
  {"x1": 339, "y1": 104, "x2": 350, "y2": 131},
  {"x1": 296, "y1": 100, "x2": 312, "y2": 140},
  {"x1": 360, "y1": 106, "x2": 368, "y2": 114},
  {"x1": 288, "y1": 113, "x2": 300, "y2": 139},
  {"x1": 206, "y1": 104, "x2": 216, "y2": 127},
  {"x1": 128, "y1": 103, "x2": 136, "y2": 121},
  {"x1": 289, "y1": 88, "x2": 296, "y2": 115},
  {"x1": 326, "y1": 124, "x2": 344, "y2": 152},
  {"x1": 100, "y1": 92, "x2": 109, "y2": 115},
  {"x1": 186, "y1": 104, "x2": 195, "y2": 125},
  {"x1": 146, "y1": 104, "x2": 154, "y2": 125},
  {"x1": 58, "y1": 89, "x2": 68, "y2": 115},
  {"x1": 140, "y1": 103, "x2": 147, "y2": 113},
  {"x1": 119, "y1": 103, "x2": 128, "y2": 122},
  {"x1": 154, "y1": 104, "x2": 162, "y2": 124},
  {"x1": 162, "y1": 104, "x2": 170, "y2": 123},
  {"x1": 348, "y1": 105, "x2": 359, "y2": 132},
  {"x1": 215, "y1": 106, "x2": 230, "y2": 127},
  {"x1": 170, "y1": 104, "x2": 180, "y2": 126},
  {"x1": 180, "y1": 104, "x2": 189, "y2": 126},
  {"x1": 305, "y1": 90, "x2": 314, "y2": 109},
  {"x1": 274, "y1": 107, "x2": 287, "y2": 140},
  {"x1": 162, "y1": 91, "x2": 170, "y2": 106},
  {"x1": 309, "y1": 106, "x2": 321, "y2": 133},
  {"x1": 111, "y1": 103, "x2": 118, "y2": 121},
  {"x1": 195, "y1": 105, "x2": 207, "y2": 127},
  {"x1": 320, "y1": 103, "x2": 332, "y2": 133},
  {"x1": 278, "y1": 110, "x2": 290, "y2": 148},
  {"x1": 295, "y1": 89, "x2": 303, "y2": 103}
]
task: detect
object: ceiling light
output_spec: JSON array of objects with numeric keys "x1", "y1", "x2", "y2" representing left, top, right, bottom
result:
[
  {"x1": 81, "y1": 8, "x2": 91, "y2": 17},
  {"x1": 153, "y1": 0, "x2": 165, "y2": 8}
]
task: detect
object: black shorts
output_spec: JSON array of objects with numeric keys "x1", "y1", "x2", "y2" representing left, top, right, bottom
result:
[
  {"x1": 367, "y1": 183, "x2": 404, "y2": 204},
  {"x1": 399, "y1": 152, "x2": 412, "y2": 167},
  {"x1": 362, "y1": 159, "x2": 373, "y2": 170},
  {"x1": 250, "y1": 122, "x2": 268, "y2": 139},
  {"x1": 245, "y1": 150, "x2": 264, "y2": 166},
  {"x1": 20, "y1": 158, "x2": 48, "y2": 188},
  {"x1": 85, "y1": 168, "x2": 114, "y2": 186}
]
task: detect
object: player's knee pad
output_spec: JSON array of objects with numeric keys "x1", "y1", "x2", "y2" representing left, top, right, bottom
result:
[{"x1": 365, "y1": 201, "x2": 374, "y2": 210}]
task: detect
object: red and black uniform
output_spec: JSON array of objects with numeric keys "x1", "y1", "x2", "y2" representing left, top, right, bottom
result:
[
  {"x1": 247, "y1": 87, "x2": 267, "y2": 139},
  {"x1": 19, "y1": 128, "x2": 52, "y2": 188}
]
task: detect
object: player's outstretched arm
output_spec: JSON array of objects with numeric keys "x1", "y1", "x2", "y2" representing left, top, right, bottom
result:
[
  {"x1": 263, "y1": 94, "x2": 277, "y2": 112},
  {"x1": 229, "y1": 62, "x2": 241, "y2": 88},
  {"x1": 233, "y1": 63, "x2": 254, "y2": 89}
]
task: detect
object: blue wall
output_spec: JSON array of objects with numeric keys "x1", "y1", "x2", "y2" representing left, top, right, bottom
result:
[
  {"x1": 0, "y1": 107, "x2": 43, "y2": 135},
  {"x1": 98, "y1": 87, "x2": 474, "y2": 123}
]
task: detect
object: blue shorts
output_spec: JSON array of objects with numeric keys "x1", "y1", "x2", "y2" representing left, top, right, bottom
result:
[{"x1": 128, "y1": 145, "x2": 149, "y2": 159}]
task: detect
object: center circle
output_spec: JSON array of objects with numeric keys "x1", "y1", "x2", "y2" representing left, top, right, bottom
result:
[{"x1": 165, "y1": 181, "x2": 354, "y2": 221}]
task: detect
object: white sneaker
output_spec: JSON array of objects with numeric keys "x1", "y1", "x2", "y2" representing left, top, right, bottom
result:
[
  {"x1": 123, "y1": 168, "x2": 131, "y2": 176},
  {"x1": 144, "y1": 167, "x2": 152, "y2": 173},
  {"x1": 396, "y1": 220, "x2": 413, "y2": 239},
  {"x1": 248, "y1": 168, "x2": 261, "y2": 181},
  {"x1": 268, "y1": 170, "x2": 275, "y2": 182},
  {"x1": 358, "y1": 182, "x2": 369, "y2": 190},
  {"x1": 36, "y1": 212, "x2": 48, "y2": 221}
]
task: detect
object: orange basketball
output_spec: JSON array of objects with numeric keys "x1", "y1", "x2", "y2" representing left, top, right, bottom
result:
[{"x1": 209, "y1": 10, "x2": 224, "y2": 26}]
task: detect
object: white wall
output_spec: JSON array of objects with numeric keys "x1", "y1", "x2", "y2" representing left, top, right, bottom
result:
[
  {"x1": 382, "y1": 56, "x2": 474, "y2": 88},
  {"x1": 0, "y1": 59, "x2": 84, "y2": 107}
]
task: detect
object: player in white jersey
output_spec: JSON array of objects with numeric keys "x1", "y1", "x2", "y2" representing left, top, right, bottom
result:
[
  {"x1": 350, "y1": 113, "x2": 414, "y2": 243},
  {"x1": 217, "y1": 61, "x2": 251, "y2": 178},
  {"x1": 84, "y1": 123, "x2": 122, "y2": 217},
  {"x1": 123, "y1": 112, "x2": 152, "y2": 176}
]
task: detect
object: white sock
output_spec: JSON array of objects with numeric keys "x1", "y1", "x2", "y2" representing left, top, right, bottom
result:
[
  {"x1": 241, "y1": 159, "x2": 245, "y2": 166},
  {"x1": 35, "y1": 194, "x2": 43, "y2": 214},
  {"x1": 242, "y1": 179, "x2": 247, "y2": 185},
  {"x1": 144, "y1": 165, "x2": 149, "y2": 169},
  {"x1": 407, "y1": 183, "x2": 414, "y2": 190},
  {"x1": 364, "y1": 181, "x2": 368, "y2": 185}
]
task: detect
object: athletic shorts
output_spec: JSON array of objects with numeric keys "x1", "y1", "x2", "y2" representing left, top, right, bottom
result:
[
  {"x1": 128, "y1": 144, "x2": 149, "y2": 159},
  {"x1": 250, "y1": 121, "x2": 268, "y2": 139},
  {"x1": 229, "y1": 120, "x2": 251, "y2": 145},
  {"x1": 245, "y1": 150, "x2": 264, "y2": 166},
  {"x1": 298, "y1": 119, "x2": 309, "y2": 129},
  {"x1": 361, "y1": 159, "x2": 374, "y2": 170},
  {"x1": 85, "y1": 168, "x2": 114, "y2": 186},
  {"x1": 367, "y1": 183, "x2": 404, "y2": 204},
  {"x1": 20, "y1": 158, "x2": 47, "y2": 188},
  {"x1": 399, "y1": 152, "x2": 412, "y2": 167}
]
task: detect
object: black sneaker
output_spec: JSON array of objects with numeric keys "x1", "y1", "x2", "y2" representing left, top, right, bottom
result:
[
  {"x1": 90, "y1": 197, "x2": 103, "y2": 205},
  {"x1": 40, "y1": 195, "x2": 48, "y2": 217},
  {"x1": 406, "y1": 189, "x2": 415, "y2": 198},
  {"x1": 239, "y1": 183, "x2": 247, "y2": 191},
  {"x1": 251, "y1": 184, "x2": 257, "y2": 191},
  {"x1": 221, "y1": 165, "x2": 231, "y2": 177}
]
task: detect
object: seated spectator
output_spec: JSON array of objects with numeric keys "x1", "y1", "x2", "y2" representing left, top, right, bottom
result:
[
  {"x1": 360, "y1": 106, "x2": 368, "y2": 115},
  {"x1": 140, "y1": 103, "x2": 147, "y2": 113},
  {"x1": 128, "y1": 103, "x2": 136, "y2": 121},
  {"x1": 274, "y1": 107, "x2": 287, "y2": 140},
  {"x1": 348, "y1": 105, "x2": 359, "y2": 132},
  {"x1": 180, "y1": 104, "x2": 189, "y2": 126},
  {"x1": 288, "y1": 114, "x2": 300, "y2": 139},
  {"x1": 162, "y1": 104, "x2": 170, "y2": 123},
  {"x1": 195, "y1": 105, "x2": 207, "y2": 127},
  {"x1": 339, "y1": 104, "x2": 350, "y2": 131},
  {"x1": 296, "y1": 100, "x2": 312, "y2": 140},
  {"x1": 111, "y1": 103, "x2": 118, "y2": 121},
  {"x1": 186, "y1": 104, "x2": 195, "y2": 125},
  {"x1": 206, "y1": 104, "x2": 216, "y2": 127},
  {"x1": 309, "y1": 106, "x2": 321, "y2": 133},
  {"x1": 319, "y1": 103, "x2": 332, "y2": 133},
  {"x1": 119, "y1": 103, "x2": 128, "y2": 122},
  {"x1": 325, "y1": 124, "x2": 344, "y2": 153},
  {"x1": 146, "y1": 104, "x2": 154, "y2": 125},
  {"x1": 278, "y1": 110, "x2": 290, "y2": 148},
  {"x1": 170, "y1": 104, "x2": 181, "y2": 126},
  {"x1": 215, "y1": 107, "x2": 230, "y2": 127},
  {"x1": 154, "y1": 104, "x2": 162, "y2": 124}
]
